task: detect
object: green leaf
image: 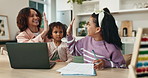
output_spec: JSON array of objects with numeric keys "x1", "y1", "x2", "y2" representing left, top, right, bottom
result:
[
  {"x1": 67, "y1": 0, "x2": 70, "y2": 3},
  {"x1": 72, "y1": 0, "x2": 75, "y2": 3}
]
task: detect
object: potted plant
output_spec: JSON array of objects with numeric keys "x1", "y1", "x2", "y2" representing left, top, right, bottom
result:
[{"x1": 67, "y1": 0, "x2": 86, "y2": 4}]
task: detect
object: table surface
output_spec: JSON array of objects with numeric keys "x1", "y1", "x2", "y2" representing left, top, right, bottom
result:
[{"x1": 0, "y1": 54, "x2": 129, "y2": 78}]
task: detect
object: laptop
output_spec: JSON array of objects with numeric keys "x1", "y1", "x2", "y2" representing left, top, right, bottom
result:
[{"x1": 6, "y1": 43, "x2": 56, "y2": 69}]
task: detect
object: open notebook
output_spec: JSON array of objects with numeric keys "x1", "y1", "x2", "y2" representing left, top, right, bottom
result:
[{"x1": 57, "y1": 62, "x2": 96, "y2": 76}]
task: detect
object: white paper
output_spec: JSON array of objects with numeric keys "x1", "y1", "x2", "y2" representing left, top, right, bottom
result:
[{"x1": 57, "y1": 62, "x2": 95, "y2": 75}]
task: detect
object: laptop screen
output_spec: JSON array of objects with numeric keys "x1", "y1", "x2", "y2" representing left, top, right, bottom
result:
[{"x1": 6, "y1": 43, "x2": 53, "y2": 69}]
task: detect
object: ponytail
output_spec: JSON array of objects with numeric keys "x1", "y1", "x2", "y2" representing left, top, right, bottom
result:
[{"x1": 92, "y1": 8, "x2": 122, "y2": 49}]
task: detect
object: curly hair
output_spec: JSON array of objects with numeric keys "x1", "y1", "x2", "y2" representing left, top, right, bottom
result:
[
  {"x1": 47, "y1": 22, "x2": 67, "y2": 39},
  {"x1": 17, "y1": 7, "x2": 42, "y2": 32}
]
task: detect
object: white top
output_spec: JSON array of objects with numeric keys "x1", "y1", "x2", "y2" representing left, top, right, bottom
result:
[{"x1": 47, "y1": 40, "x2": 73, "y2": 63}]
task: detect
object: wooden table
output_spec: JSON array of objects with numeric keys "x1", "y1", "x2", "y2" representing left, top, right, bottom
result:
[{"x1": 0, "y1": 55, "x2": 129, "y2": 78}]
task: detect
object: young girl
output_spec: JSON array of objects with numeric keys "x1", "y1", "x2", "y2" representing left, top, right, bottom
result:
[
  {"x1": 47, "y1": 22, "x2": 73, "y2": 63},
  {"x1": 67, "y1": 8, "x2": 126, "y2": 70},
  {"x1": 16, "y1": 7, "x2": 50, "y2": 43}
]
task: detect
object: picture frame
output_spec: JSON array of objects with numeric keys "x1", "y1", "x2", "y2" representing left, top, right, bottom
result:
[
  {"x1": 0, "y1": 15, "x2": 10, "y2": 41},
  {"x1": 76, "y1": 28, "x2": 87, "y2": 36}
]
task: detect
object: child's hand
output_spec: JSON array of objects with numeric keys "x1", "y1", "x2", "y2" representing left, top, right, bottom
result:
[
  {"x1": 67, "y1": 18, "x2": 75, "y2": 36},
  {"x1": 93, "y1": 59, "x2": 105, "y2": 70},
  {"x1": 43, "y1": 13, "x2": 49, "y2": 32}
]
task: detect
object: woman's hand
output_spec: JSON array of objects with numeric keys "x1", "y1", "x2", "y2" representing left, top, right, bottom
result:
[
  {"x1": 40, "y1": 13, "x2": 49, "y2": 39},
  {"x1": 43, "y1": 13, "x2": 49, "y2": 32},
  {"x1": 93, "y1": 59, "x2": 105, "y2": 70},
  {"x1": 67, "y1": 18, "x2": 75, "y2": 36}
]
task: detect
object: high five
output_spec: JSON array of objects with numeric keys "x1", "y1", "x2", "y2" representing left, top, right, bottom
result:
[{"x1": 66, "y1": 8, "x2": 126, "y2": 70}]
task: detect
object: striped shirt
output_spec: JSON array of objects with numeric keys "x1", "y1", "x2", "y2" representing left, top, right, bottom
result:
[{"x1": 67, "y1": 35, "x2": 126, "y2": 68}]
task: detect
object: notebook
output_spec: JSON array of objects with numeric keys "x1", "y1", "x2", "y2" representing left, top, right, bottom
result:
[
  {"x1": 57, "y1": 62, "x2": 96, "y2": 76},
  {"x1": 6, "y1": 42, "x2": 56, "y2": 69}
]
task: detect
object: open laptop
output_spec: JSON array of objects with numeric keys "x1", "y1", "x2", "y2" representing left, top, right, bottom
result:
[{"x1": 6, "y1": 43, "x2": 56, "y2": 69}]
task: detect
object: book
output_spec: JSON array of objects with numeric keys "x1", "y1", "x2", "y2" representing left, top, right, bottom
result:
[{"x1": 57, "y1": 62, "x2": 96, "y2": 76}]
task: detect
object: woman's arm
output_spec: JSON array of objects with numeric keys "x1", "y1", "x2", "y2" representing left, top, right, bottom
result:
[
  {"x1": 16, "y1": 32, "x2": 44, "y2": 43},
  {"x1": 39, "y1": 13, "x2": 49, "y2": 39}
]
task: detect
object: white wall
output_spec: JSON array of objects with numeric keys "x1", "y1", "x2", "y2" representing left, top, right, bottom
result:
[
  {"x1": 113, "y1": 12, "x2": 148, "y2": 31},
  {"x1": 46, "y1": 0, "x2": 56, "y2": 23},
  {"x1": 0, "y1": 0, "x2": 29, "y2": 40},
  {"x1": 56, "y1": 0, "x2": 72, "y2": 11}
]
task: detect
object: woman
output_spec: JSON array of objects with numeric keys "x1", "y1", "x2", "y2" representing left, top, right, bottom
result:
[{"x1": 16, "y1": 7, "x2": 51, "y2": 43}]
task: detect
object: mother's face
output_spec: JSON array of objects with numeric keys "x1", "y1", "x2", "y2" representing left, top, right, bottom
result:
[{"x1": 28, "y1": 9, "x2": 40, "y2": 27}]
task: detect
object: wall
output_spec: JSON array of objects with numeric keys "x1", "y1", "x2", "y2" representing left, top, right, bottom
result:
[
  {"x1": 0, "y1": 0, "x2": 29, "y2": 40},
  {"x1": 113, "y1": 12, "x2": 148, "y2": 31},
  {"x1": 56, "y1": 0, "x2": 72, "y2": 11},
  {"x1": 46, "y1": 0, "x2": 56, "y2": 23}
]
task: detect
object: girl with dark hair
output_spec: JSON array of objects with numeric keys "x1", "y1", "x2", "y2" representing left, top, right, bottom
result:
[
  {"x1": 16, "y1": 7, "x2": 51, "y2": 43},
  {"x1": 47, "y1": 22, "x2": 73, "y2": 63},
  {"x1": 67, "y1": 8, "x2": 126, "y2": 70}
]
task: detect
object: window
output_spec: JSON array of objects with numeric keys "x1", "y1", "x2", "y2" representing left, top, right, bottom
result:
[{"x1": 29, "y1": 0, "x2": 47, "y2": 28}]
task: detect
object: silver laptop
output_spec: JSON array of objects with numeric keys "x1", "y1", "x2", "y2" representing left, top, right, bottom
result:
[{"x1": 6, "y1": 43, "x2": 56, "y2": 69}]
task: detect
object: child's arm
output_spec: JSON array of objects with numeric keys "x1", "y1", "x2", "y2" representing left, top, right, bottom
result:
[
  {"x1": 66, "y1": 18, "x2": 84, "y2": 56},
  {"x1": 65, "y1": 48, "x2": 73, "y2": 63},
  {"x1": 67, "y1": 18, "x2": 75, "y2": 36},
  {"x1": 67, "y1": 35, "x2": 84, "y2": 56},
  {"x1": 93, "y1": 50, "x2": 126, "y2": 70},
  {"x1": 104, "y1": 49, "x2": 126, "y2": 68}
]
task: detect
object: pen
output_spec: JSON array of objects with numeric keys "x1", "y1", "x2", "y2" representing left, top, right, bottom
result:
[
  {"x1": 94, "y1": 61, "x2": 102, "y2": 65},
  {"x1": 92, "y1": 50, "x2": 101, "y2": 65},
  {"x1": 92, "y1": 50, "x2": 98, "y2": 60}
]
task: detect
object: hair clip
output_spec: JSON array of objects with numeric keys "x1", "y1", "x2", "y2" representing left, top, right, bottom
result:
[
  {"x1": 93, "y1": 9, "x2": 105, "y2": 27},
  {"x1": 93, "y1": 9, "x2": 104, "y2": 15}
]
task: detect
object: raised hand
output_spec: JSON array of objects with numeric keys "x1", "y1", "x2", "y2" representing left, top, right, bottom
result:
[
  {"x1": 43, "y1": 13, "x2": 49, "y2": 32},
  {"x1": 67, "y1": 18, "x2": 75, "y2": 36},
  {"x1": 40, "y1": 13, "x2": 49, "y2": 39}
]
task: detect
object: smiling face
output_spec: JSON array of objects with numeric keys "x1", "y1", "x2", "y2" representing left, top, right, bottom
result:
[
  {"x1": 87, "y1": 16, "x2": 98, "y2": 37},
  {"x1": 28, "y1": 9, "x2": 40, "y2": 27},
  {"x1": 52, "y1": 26, "x2": 64, "y2": 42}
]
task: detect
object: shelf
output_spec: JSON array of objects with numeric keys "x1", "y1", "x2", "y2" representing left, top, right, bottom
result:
[
  {"x1": 77, "y1": 12, "x2": 92, "y2": 16},
  {"x1": 111, "y1": 8, "x2": 148, "y2": 14},
  {"x1": 77, "y1": 8, "x2": 148, "y2": 16},
  {"x1": 82, "y1": 0, "x2": 99, "y2": 4},
  {"x1": 122, "y1": 42, "x2": 134, "y2": 44}
]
